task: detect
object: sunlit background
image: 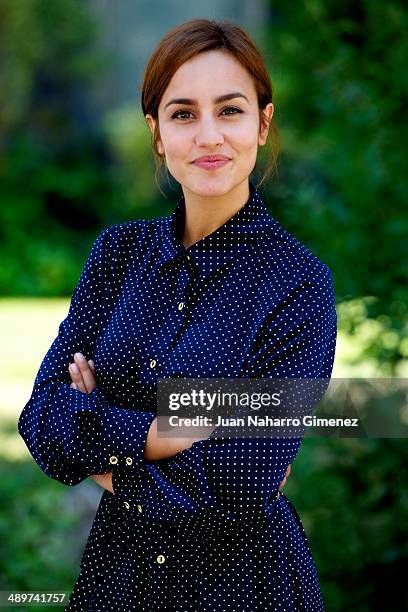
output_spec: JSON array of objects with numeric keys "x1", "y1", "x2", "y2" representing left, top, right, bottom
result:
[{"x1": 0, "y1": 1, "x2": 407, "y2": 610}]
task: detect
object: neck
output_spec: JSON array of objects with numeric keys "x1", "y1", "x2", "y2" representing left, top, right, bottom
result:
[{"x1": 181, "y1": 180, "x2": 250, "y2": 249}]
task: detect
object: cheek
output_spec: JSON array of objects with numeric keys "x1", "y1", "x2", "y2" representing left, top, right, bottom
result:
[
  {"x1": 160, "y1": 126, "x2": 190, "y2": 158},
  {"x1": 228, "y1": 117, "x2": 260, "y2": 150}
]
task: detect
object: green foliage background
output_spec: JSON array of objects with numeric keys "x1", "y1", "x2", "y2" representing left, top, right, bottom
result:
[{"x1": 0, "y1": 1, "x2": 406, "y2": 610}]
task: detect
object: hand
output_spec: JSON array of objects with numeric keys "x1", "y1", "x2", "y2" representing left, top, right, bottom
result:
[
  {"x1": 90, "y1": 472, "x2": 114, "y2": 495},
  {"x1": 68, "y1": 352, "x2": 97, "y2": 394},
  {"x1": 68, "y1": 353, "x2": 114, "y2": 494},
  {"x1": 279, "y1": 463, "x2": 291, "y2": 491}
]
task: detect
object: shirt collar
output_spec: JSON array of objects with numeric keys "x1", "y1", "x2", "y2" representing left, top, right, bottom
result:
[{"x1": 156, "y1": 181, "x2": 275, "y2": 280}]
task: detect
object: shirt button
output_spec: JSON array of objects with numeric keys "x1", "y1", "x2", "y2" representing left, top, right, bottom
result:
[
  {"x1": 137, "y1": 504, "x2": 143, "y2": 513},
  {"x1": 156, "y1": 554, "x2": 166, "y2": 564},
  {"x1": 124, "y1": 501, "x2": 130, "y2": 510},
  {"x1": 177, "y1": 302, "x2": 184, "y2": 311},
  {"x1": 109, "y1": 455, "x2": 119, "y2": 465},
  {"x1": 125, "y1": 457, "x2": 133, "y2": 466},
  {"x1": 149, "y1": 359, "x2": 157, "y2": 368}
]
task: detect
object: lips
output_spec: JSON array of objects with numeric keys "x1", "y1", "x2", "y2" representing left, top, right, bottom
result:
[
  {"x1": 192, "y1": 155, "x2": 231, "y2": 163},
  {"x1": 192, "y1": 155, "x2": 232, "y2": 171}
]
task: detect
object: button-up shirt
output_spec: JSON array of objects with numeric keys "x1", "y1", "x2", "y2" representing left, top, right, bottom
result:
[{"x1": 18, "y1": 181, "x2": 337, "y2": 611}]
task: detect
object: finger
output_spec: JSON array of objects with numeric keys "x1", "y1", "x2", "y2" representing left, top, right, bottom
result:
[
  {"x1": 69, "y1": 362, "x2": 87, "y2": 393},
  {"x1": 74, "y1": 352, "x2": 97, "y2": 393},
  {"x1": 88, "y1": 359, "x2": 96, "y2": 375}
]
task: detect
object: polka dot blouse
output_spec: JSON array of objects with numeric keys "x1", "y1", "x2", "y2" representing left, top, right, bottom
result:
[{"x1": 18, "y1": 180, "x2": 337, "y2": 611}]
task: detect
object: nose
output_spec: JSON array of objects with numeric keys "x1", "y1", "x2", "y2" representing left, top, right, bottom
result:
[{"x1": 194, "y1": 115, "x2": 224, "y2": 147}]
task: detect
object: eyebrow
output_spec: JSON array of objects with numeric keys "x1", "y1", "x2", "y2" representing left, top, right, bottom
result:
[{"x1": 163, "y1": 92, "x2": 249, "y2": 110}]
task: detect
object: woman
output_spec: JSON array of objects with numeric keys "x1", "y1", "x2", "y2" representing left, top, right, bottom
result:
[{"x1": 18, "y1": 18, "x2": 337, "y2": 611}]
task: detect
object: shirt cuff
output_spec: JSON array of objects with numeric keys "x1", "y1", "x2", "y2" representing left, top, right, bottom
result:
[{"x1": 97, "y1": 406, "x2": 157, "y2": 474}]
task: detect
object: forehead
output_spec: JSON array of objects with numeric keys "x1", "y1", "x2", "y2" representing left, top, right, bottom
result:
[{"x1": 160, "y1": 50, "x2": 257, "y2": 105}]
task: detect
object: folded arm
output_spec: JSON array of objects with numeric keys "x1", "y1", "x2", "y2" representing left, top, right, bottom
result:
[{"x1": 18, "y1": 230, "x2": 158, "y2": 486}]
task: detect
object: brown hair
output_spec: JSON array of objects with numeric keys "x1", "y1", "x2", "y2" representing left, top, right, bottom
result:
[{"x1": 140, "y1": 18, "x2": 280, "y2": 191}]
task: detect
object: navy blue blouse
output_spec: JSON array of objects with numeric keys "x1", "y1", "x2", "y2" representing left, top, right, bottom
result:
[{"x1": 18, "y1": 181, "x2": 337, "y2": 611}]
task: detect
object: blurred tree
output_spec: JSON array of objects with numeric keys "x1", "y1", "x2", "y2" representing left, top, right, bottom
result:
[
  {"x1": 256, "y1": 0, "x2": 407, "y2": 373},
  {"x1": 290, "y1": 437, "x2": 408, "y2": 612},
  {"x1": 0, "y1": 0, "x2": 159, "y2": 295}
]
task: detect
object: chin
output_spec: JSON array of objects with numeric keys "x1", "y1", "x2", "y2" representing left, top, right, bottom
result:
[{"x1": 184, "y1": 175, "x2": 237, "y2": 198}]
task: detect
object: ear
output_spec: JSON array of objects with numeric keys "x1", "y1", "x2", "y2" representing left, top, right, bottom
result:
[
  {"x1": 258, "y1": 103, "x2": 274, "y2": 146},
  {"x1": 145, "y1": 113, "x2": 164, "y2": 156}
]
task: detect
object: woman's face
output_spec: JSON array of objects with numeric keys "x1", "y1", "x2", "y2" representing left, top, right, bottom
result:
[{"x1": 146, "y1": 49, "x2": 274, "y2": 199}]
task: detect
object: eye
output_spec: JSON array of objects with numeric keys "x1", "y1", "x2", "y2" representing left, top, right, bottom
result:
[
  {"x1": 171, "y1": 109, "x2": 194, "y2": 120},
  {"x1": 221, "y1": 106, "x2": 243, "y2": 116}
]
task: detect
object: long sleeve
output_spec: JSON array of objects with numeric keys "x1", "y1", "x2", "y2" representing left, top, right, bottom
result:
[
  {"x1": 134, "y1": 263, "x2": 337, "y2": 521},
  {"x1": 18, "y1": 228, "x2": 156, "y2": 486}
]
